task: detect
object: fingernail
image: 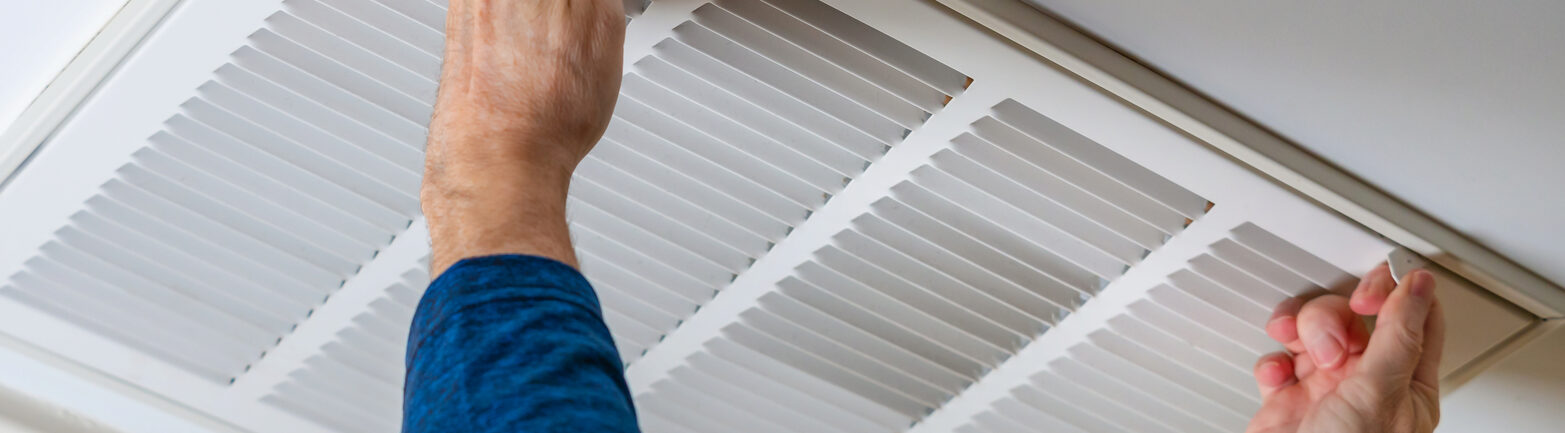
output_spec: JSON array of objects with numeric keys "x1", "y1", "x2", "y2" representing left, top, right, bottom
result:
[
  {"x1": 1409, "y1": 269, "x2": 1435, "y2": 298},
  {"x1": 1309, "y1": 333, "x2": 1345, "y2": 368}
]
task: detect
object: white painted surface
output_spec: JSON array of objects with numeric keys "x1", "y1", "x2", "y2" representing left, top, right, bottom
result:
[
  {"x1": 1023, "y1": 0, "x2": 1565, "y2": 288},
  {"x1": 0, "y1": 0, "x2": 127, "y2": 132},
  {"x1": 1440, "y1": 326, "x2": 1565, "y2": 432}
]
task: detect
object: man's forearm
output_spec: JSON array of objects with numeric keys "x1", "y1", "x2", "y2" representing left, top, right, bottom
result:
[
  {"x1": 421, "y1": 0, "x2": 624, "y2": 277},
  {"x1": 423, "y1": 125, "x2": 579, "y2": 276}
]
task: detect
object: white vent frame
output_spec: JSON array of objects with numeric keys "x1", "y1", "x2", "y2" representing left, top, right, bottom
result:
[{"x1": 0, "y1": 0, "x2": 1558, "y2": 433}]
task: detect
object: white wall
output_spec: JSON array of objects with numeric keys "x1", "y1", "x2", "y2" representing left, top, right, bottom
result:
[
  {"x1": 1022, "y1": 0, "x2": 1565, "y2": 289},
  {"x1": 0, "y1": 0, "x2": 127, "y2": 132},
  {"x1": 1440, "y1": 327, "x2": 1565, "y2": 432}
]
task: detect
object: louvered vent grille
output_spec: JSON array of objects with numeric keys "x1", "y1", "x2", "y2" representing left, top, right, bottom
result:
[
  {"x1": 265, "y1": 268, "x2": 429, "y2": 433},
  {"x1": 635, "y1": 100, "x2": 1209, "y2": 432},
  {"x1": 572, "y1": 0, "x2": 968, "y2": 362},
  {"x1": 953, "y1": 223, "x2": 1352, "y2": 433},
  {"x1": 3, "y1": 0, "x2": 965, "y2": 386}
]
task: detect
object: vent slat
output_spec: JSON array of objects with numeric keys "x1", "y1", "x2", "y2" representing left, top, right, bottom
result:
[
  {"x1": 99, "y1": 179, "x2": 346, "y2": 287},
  {"x1": 588, "y1": 138, "x2": 790, "y2": 241},
  {"x1": 989, "y1": 399, "x2": 1088, "y2": 433},
  {"x1": 117, "y1": 164, "x2": 361, "y2": 273},
  {"x1": 650, "y1": 39, "x2": 890, "y2": 155},
  {"x1": 890, "y1": 180, "x2": 1119, "y2": 284},
  {"x1": 992, "y1": 99, "x2": 1208, "y2": 219},
  {"x1": 758, "y1": 292, "x2": 974, "y2": 390},
  {"x1": 286, "y1": 0, "x2": 440, "y2": 76},
  {"x1": 26, "y1": 256, "x2": 275, "y2": 347},
  {"x1": 603, "y1": 117, "x2": 803, "y2": 225},
  {"x1": 724, "y1": 324, "x2": 931, "y2": 417},
  {"x1": 741, "y1": 308, "x2": 950, "y2": 405},
  {"x1": 573, "y1": 229, "x2": 717, "y2": 304},
  {"x1": 648, "y1": 381, "x2": 799, "y2": 433},
  {"x1": 267, "y1": 12, "x2": 436, "y2": 101},
  {"x1": 1169, "y1": 270, "x2": 1273, "y2": 327},
  {"x1": 52, "y1": 227, "x2": 307, "y2": 325},
  {"x1": 831, "y1": 229, "x2": 1039, "y2": 336},
  {"x1": 1087, "y1": 328, "x2": 1259, "y2": 414},
  {"x1": 164, "y1": 112, "x2": 412, "y2": 224},
  {"x1": 930, "y1": 148, "x2": 1148, "y2": 264},
  {"x1": 614, "y1": 91, "x2": 830, "y2": 209},
  {"x1": 666, "y1": 366, "x2": 853, "y2": 433},
  {"x1": 1146, "y1": 285, "x2": 1277, "y2": 355},
  {"x1": 570, "y1": 200, "x2": 735, "y2": 285},
  {"x1": 371, "y1": 0, "x2": 445, "y2": 32},
  {"x1": 1010, "y1": 386, "x2": 1129, "y2": 433},
  {"x1": 195, "y1": 82, "x2": 420, "y2": 190},
  {"x1": 692, "y1": 4, "x2": 928, "y2": 127},
  {"x1": 575, "y1": 159, "x2": 770, "y2": 256},
  {"x1": 1052, "y1": 357, "x2": 1224, "y2": 432},
  {"x1": 181, "y1": 96, "x2": 417, "y2": 215},
  {"x1": 1070, "y1": 343, "x2": 1251, "y2": 429},
  {"x1": 635, "y1": 56, "x2": 872, "y2": 169},
  {"x1": 579, "y1": 254, "x2": 699, "y2": 319},
  {"x1": 713, "y1": 0, "x2": 949, "y2": 112},
  {"x1": 150, "y1": 132, "x2": 400, "y2": 241},
  {"x1": 572, "y1": 180, "x2": 754, "y2": 273},
  {"x1": 809, "y1": 248, "x2": 1020, "y2": 354},
  {"x1": 1, "y1": 285, "x2": 235, "y2": 383},
  {"x1": 11, "y1": 271, "x2": 261, "y2": 367},
  {"x1": 625, "y1": 72, "x2": 858, "y2": 184},
  {"x1": 85, "y1": 193, "x2": 336, "y2": 291},
  {"x1": 1189, "y1": 255, "x2": 1291, "y2": 314},
  {"x1": 962, "y1": 126, "x2": 1178, "y2": 241},
  {"x1": 1127, "y1": 300, "x2": 1256, "y2": 370},
  {"x1": 874, "y1": 193, "x2": 1099, "y2": 305},
  {"x1": 756, "y1": 0, "x2": 967, "y2": 95},
  {"x1": 68, "y1": 211, "x2": 320, "y2": 308},
  {"x1": 229, "y1": 47, "x2": 427, "y2": 150},
  {"x1": 315, "y1": 0, "x2": 442, "y2": 55},
  {"x1": 672, "y1": 23, "x2": 906, "y2": 142},
  {"x1": 214, "y1": 64, "x2": 425, "y2": 171},
  {"x1": 905, "y1": 165, "x2": 1129, "y2": 278},
  {"x1": 971, "y1": 118, "x2": 1186, "y2": 235},
  {"x1": 687, "y1": 350, "x2": 897, "y2": 432},
  {"x1": 852, "y1": 214, "x2": 1063, "y2": 324},
  {"x1": 1231, "y1": 224, "x2": 1353, "y2": 288},
  {"x1": 131, "y1": 147, "x2": 378, "y2": 256},
  {"x1": 250, "y1": 29, "x2": 430, "y2": 123},
  {"x1": 1106, "y1": 315, "x2": 1257, "y2": 396},
  {"x1": 1210, "y1": 239, "x2": 1319, "y2": 296},
  {"x1": 1032, "y1": 372, "x2": 1167, "y2": 433},
  {"x1": 778, "y1": 275, "x2": 995, "y2": 374}
]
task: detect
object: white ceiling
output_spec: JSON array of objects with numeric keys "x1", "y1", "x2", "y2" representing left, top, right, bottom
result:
[
  {"x1": 1024, "y1": 0, "x2": 1565, "y2": 287},
  {"x1": 0, "y1": 0, "x2": 126, "y2": 132}
]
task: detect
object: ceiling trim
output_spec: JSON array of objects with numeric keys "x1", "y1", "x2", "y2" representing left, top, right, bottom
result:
[
  {"x1": 0, "y1": 0, "x2": 183, "y2": 188},
  {"x1": 934, "y1": 0, "x2": 1565, "y2": 318}
]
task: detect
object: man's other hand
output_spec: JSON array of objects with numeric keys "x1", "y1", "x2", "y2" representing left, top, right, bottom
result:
[
  {"x1": 1247, "y1": 264, "x2": 1444, "y2": 432},
  {"x1": 424, "y1": 0, "x2": 626, "y2": 276}
]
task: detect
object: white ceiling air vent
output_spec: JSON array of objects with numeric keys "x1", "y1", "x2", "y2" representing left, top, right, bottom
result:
[{"x1": 0, "y1": 0, "x2": 1558, "y2": 432}]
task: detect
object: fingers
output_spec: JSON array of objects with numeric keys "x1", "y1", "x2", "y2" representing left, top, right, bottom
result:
[
  {"x1": 1253, "y1": 352, "x2": 1297, "y2": 398},
  {"x1": 1295, "y1": 295, "x2": 1370, "y2": 369},
  {"x1": 1265, "y1": 297, "x2": 1304, "y2": 350},
  {"x1": 1350, "y1": 263, "x2": 1395, "y2": 315},
  {"x1": 1360, "y1": 269, "x2": 1440, "y2": 384},
  {"x1": 1415, "y1": 295, "x2": 1445, "y2": 389}
]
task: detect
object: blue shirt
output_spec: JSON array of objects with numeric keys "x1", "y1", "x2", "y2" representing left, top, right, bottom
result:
[{"x1": 404, "y1": 255, "x2": 641, "y2": 432}]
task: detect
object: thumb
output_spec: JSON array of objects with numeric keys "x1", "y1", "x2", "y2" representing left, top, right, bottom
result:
[{"x1": 1359, "y1": 269, "x2": 1440, "y2": 386}]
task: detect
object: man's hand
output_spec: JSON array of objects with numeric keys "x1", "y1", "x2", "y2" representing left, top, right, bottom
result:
[
  {"x1": 1247, "y1": 264, "x2": 1444, "y2": 432},
  {"x1": 424, "y1": 0, "x2": 626, "y2": 276}
]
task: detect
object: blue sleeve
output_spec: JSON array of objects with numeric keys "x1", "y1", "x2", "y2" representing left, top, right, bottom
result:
[{"x1": 403, "y1": 255, "x2": 640, "y2": 433}]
